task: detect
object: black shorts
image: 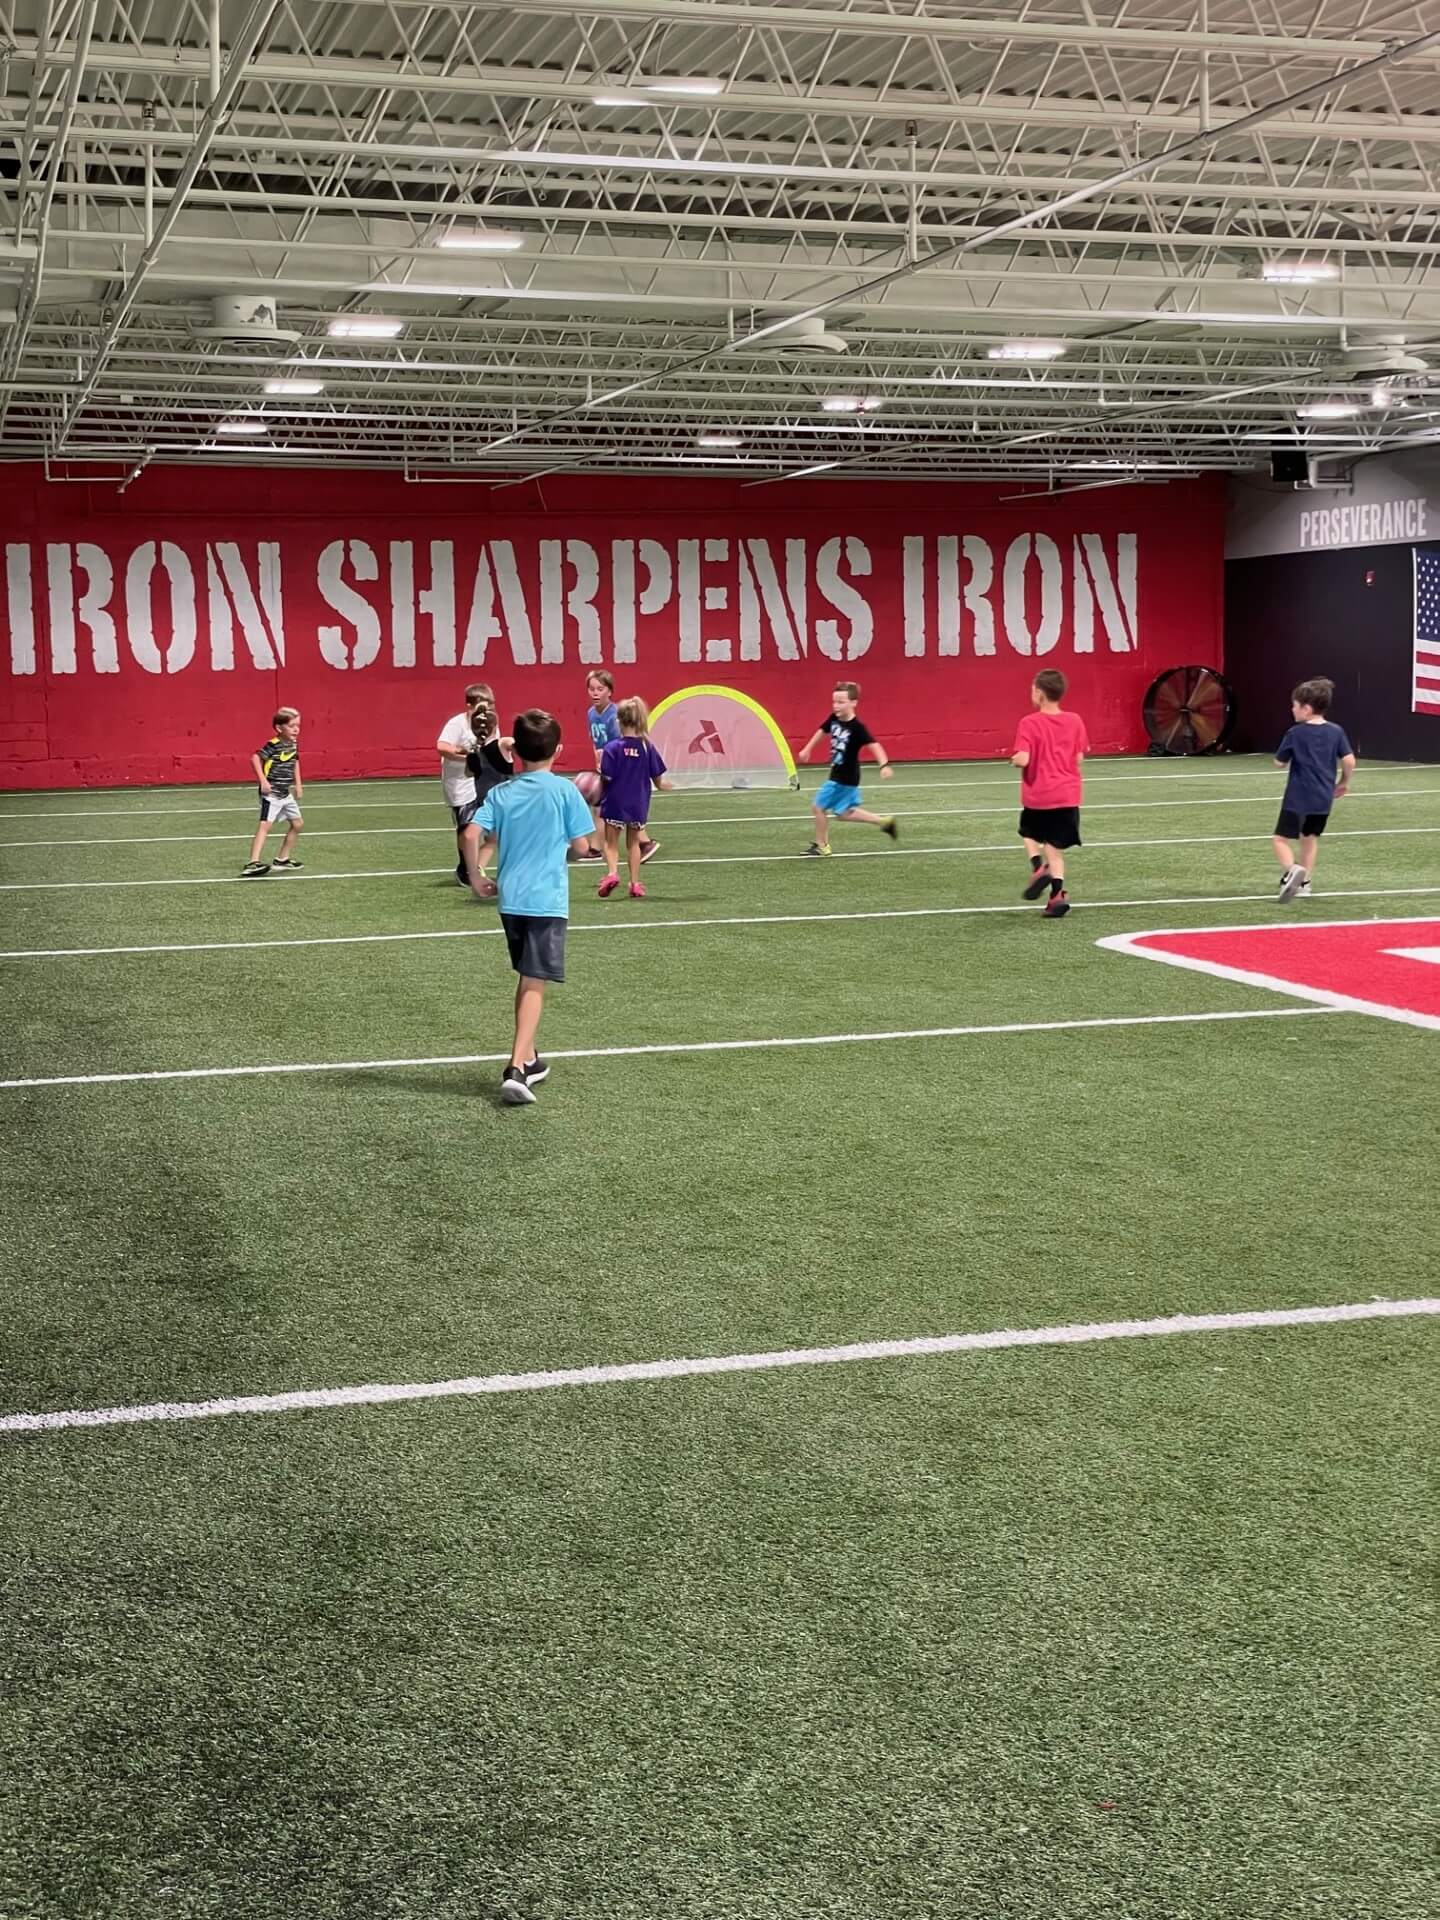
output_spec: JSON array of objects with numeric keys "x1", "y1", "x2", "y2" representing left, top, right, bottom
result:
[
  {"x1": 501, "y1": 913, "x2": 567, "y2": 983},
  {"x1": 1019, "y1": 806, "x2": 1082, "y2": 850},
  {"x1": 450, "y1": 799, "x2": 482, "y2": 832},
  {"x1": 1275, "y1": 809, "x2": 1329, "y2": 839}
]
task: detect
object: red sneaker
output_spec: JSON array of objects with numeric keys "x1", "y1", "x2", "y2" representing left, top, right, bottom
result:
[
  {"x1": 629, "y1": 882, "x2": 647, "y2": 899},
  {"x1": 1022, "y1": 866, "x2": 1051, "y2": 901},
  {"x1": 1042, "y1": 891, "x2": 1071, "y2": 918},
  {"x1": 597, "y1": 873, "x2": 620, "y2": 898}
]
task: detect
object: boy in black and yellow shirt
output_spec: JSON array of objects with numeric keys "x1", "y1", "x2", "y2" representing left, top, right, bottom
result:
[{"x1": 242, "y1": 708, "x2": 304, "y2": 877}]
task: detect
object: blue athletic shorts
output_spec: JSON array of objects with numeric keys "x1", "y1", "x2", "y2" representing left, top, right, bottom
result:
[{"x1": 813, "y1": 779, "x2": 863, "y2": 816}]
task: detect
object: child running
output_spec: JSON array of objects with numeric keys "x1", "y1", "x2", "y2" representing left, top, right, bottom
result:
[
  {"x1": 585, "y1": 670, "x2": 659, "y2": 864},
  {"x1": 241, "y1": 707, "x2": 303, "y2": 877},
  {"x1": 1273, "y1": 676, "x2": 1356, "y2": 902},
  {"x1": 597, "y1": 698, "x2": 672, "y2": 899},
  {"x1": 796, "y1": 680, "x2": 897, "y2": 854},
  {"x1": 1011, "y1": 669, "x2": 1088, "y2": 918},
  {"x1": 471, "y1": 709, "x2": 594, "y2": 1105}
]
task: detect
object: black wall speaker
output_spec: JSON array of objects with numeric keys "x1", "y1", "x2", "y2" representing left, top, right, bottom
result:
[{"x1": 1270, "y1": 449, "x2": 1311, "y2": 484}]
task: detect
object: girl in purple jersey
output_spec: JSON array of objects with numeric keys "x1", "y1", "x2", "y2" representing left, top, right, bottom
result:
[{"x1": 597, "y1": 698, "x2": 672, "y2": 899}]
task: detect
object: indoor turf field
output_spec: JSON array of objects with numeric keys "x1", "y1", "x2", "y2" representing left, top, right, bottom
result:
[{"x1": 2, "y1": 753, "x2": 1436, "y2": 1920}]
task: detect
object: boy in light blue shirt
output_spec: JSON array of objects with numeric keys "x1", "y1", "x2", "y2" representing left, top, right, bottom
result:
[{"x1": 473, "y1": 708, "x2": 594, "y2": 1105}]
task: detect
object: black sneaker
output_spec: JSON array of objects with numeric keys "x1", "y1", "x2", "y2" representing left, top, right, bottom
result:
[
  {"x1": 500, "y1": 1065, "x2": 537, "y2": 1105},
  {"x1": 881, "y1": 817, "x2": 899, "y2": 840},
  {"x1": 523, "y1": 1057, "x2": 550, "y2": 1085},
  {"x1": 804, "y1": 842, "x2": 833, "y2": 857},
  {"x1": 1022, "y1": 866, "x2": 1051, "y2": 901},
  {"x1": 271, "y1": 858, "x2": 303, "y2": 871},
  {"x1": 240, "y1": 861, "x2": 270, "y2": 878}
]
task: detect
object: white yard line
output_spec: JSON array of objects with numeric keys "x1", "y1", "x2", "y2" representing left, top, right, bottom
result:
[
  {"x1": 1, "y1": 823, "x2": 1436, "y2": 893},
  {"x1": 0, "y1": 761, "x2": 1431, "y2": 821},
  {"x1": 3, "y1": 1295, "x2": 1432, "y2": 1436},
  {"x1": 3, "y1": 786, "x2": 1436, "y2": 850},
  {"x1": 5, "y1": 884, "x2": 1440, "y2": 962},
  {"x1": 0, "y1": 1004, "x2": 1332, "y2": 1092}
]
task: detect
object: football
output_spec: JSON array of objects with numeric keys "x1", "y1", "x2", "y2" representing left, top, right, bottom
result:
[{"x1": 573, "y1": 771, "x2": 602, "y2": 803}]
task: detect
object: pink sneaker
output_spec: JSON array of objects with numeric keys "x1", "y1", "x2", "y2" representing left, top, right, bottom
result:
[
  {"x1": 597, "y1": 873, "x2": 620, "y2": 898},
  {"x1": 629, "y1": 881, "x2": 647, "y2": 899}
]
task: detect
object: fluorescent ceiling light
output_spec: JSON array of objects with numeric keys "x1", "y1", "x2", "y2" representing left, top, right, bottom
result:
[
  {"x1": 215, "y1": 419, "x2": 268, "y2": 435},
  {"x1": 1261, "y1": 260, "x2": 1338, "y2": 283},
  {"x1": 987, "y1": 341, "x2": 1067, "y2": 362},
  {"x1": 435, "y1": 229, "x2": 525, "y2": 252},
  {"x1": 592, "y1": 93, "x2": 649, "y2": 107},
  {"x1": 1068, "y1": 459, "x2": 1177, "y2": 471},
  {"x1": 1297, "y1": 402, "x2": 1360, "y2": 420},
  {"x1": 790, "y1": 461, "x2": 841, "y2": 477},
  {"x1": 639, "y1": 77, "x2": 724, "y2": 96},
  {"x1": 698, "y1": 433, "x2": 743, "y2": 448},
  {"x1": 819, "y1": 395, "x2": 882, "y2": 413},
  {"x1": 327, "y1": 316, "x2": 404, "y2": 339},
  {"x1": 264, "y1": 378, "x2": 324, "y2": 395}
]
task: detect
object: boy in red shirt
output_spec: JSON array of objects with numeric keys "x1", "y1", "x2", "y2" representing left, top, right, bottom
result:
[{"x1": 1010, "y1": 668, "x2": 1089, "y2": 919}]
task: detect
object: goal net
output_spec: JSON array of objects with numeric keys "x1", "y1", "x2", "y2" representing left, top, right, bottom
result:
[{"x1": 647, "y1": 686, "x2": 799, "y2": 790}]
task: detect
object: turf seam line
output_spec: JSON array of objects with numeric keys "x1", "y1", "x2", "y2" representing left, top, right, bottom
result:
[
  {"x1": 5, "y1": 888, "x2": 1440, "y2": 962},
  {"x1": 4, "y1": 1297, "x2": 1434, "y2": 1436},
  {"x1": 0, "y1": 1004, "x2": 1333, "y2": 1091},
  {"x1": 3, "y1": 787, "x2": 1436, "y2": 849},
  {"x1": 1, "y1": 825, "x2": 1435, "y2": 893}
]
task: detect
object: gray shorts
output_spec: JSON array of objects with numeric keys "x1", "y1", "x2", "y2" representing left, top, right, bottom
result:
[{"x1": 501, "y1": 913, "x2": 567, "y2": 983}]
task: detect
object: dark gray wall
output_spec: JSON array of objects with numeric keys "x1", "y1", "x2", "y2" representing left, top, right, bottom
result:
[{"x1": 1224, "y1": 540, "x2": 1437, "y2": 762}]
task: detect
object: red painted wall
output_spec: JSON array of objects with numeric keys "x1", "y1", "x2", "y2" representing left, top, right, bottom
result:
[{"x1": 0, "y1": 465, "x2": 1224, "y2": 789}]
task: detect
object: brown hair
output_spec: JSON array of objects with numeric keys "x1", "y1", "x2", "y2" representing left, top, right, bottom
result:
[
  {"x1": 587, "y1": 669, "x2": 615, "y2": 694},
  {"x1": 272, "y1": 706, "x2": 300, "y2": 728},
  {"x1": 512, "y1": 708, "x2": 562, "y2": 763},
  {"x1": 833, "y1": 681, "x2": 861, "y2": 701},
  {"x1": 616, "y1": 696, "x2": 650, "y2": 735},
  {"x1": 1033, "y1": 669, "x2": 1067, "y2": 702},
  {"x1": 1292, "y1": 676, "x2": 1334, "y2": 714}
]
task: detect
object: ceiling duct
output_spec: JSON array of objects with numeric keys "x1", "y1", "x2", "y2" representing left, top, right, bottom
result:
[
  {"x1": 1333, "y1": 337, "x2": 1431, "y2": 381},
  {"x1": 191, "y1": 293, "x2": 301, "y2": 347},
  {"x1": 741, "y1": 314, "x2": 851, "y2": 357}
]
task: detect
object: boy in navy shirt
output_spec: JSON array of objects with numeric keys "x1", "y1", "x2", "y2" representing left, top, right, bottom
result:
[{"x1": 1273, "y1": 677, "x2": 1357, "y2": 902}]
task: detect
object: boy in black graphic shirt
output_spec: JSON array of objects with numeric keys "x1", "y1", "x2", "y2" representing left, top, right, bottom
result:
[
  {"x1": 242, "y1": 708, "x2": 304, "y2": 877},
  {"x1": 796, "y1": 680, "x2": 898, "y2": 856}
]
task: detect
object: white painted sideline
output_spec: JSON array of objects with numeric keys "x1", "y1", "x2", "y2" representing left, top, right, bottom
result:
[
  {"x1": 2, "y1": 785, "x2": 1435, "y2": 850},
  {"x1": 5, "y1": 884, "x2": 1440, "y2": 962},
  {"x1": 1, "y1": 823, "x2": 1436, "y2": 893},
  {"x1": 0, "y1": 1004, "x2": 1331, "y2": 1092},
  {"x1": 0, "y1": 762, "x2": 1395, "y2": 819},
  {"x1": 3, "y1": 1296, "x2": 1433, "y2": 1436},
  {"x1": 0, "y1": 755, "x2": 1425, "y2": 812}
]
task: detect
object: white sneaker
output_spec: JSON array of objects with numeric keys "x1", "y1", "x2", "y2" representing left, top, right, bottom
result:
[
  {"x1": 1278, "y1": 866, "x2": 1307, "y2": 903},
  {"x1": 1298, "y1": 879, "x2": 1313, "y2": 899}
]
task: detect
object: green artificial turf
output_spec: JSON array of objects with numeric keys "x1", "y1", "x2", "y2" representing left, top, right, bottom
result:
[{"x1": 1, "y1": 755, "x2": 1437, "y2": 1920}]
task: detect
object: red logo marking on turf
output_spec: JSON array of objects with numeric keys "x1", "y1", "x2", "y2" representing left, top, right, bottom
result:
[{"x1": 1096, "y1": 918, "x2": 1440, "y2": 1031}]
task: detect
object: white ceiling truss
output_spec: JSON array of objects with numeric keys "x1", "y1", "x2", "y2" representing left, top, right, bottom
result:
[{"x1": 1, "y1": 0, "x2": 1438, "y2": 487}]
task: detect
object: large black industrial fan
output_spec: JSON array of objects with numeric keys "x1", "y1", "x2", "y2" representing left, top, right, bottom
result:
[{"x1": 1142, "y1": 665, "x2": 1236, "y2": 756}]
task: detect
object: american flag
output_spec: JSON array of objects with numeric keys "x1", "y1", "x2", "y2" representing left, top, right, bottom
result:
[{"x1": 1417, "y1": 547, "x2": 1440, "y2": 716}]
